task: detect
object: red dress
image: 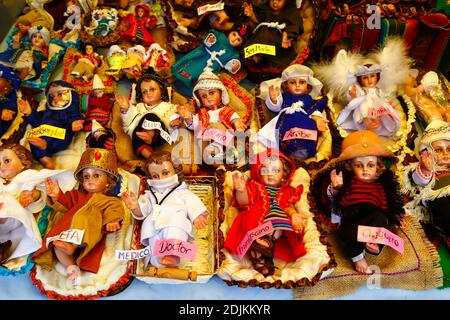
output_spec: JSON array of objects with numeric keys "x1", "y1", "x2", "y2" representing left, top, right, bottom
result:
[
  {"x1": 122, "y1": 6, "x2": 157, "y2": 46},
  {"x1": 224, "y1": 150, "x2": 307, "y2": 262}
]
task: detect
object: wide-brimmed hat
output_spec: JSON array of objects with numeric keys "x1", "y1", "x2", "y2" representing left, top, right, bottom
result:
[
  {"x1": 421, "y1": 119, "x2": 450, "y2": 147},
  {"x1": 74, "y1": 148, "x2": 119, "y2": 182},
  {"x1": 326, "y1": 130, "x2": 394, "y2": 167}
]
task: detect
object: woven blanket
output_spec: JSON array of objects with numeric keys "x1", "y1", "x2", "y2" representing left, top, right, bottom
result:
[{"x1": 294, "y1": 215, "x2": 443, "y2": 299}]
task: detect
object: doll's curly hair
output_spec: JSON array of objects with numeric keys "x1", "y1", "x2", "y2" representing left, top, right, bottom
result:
[
  {"x1": 144, "y1": 150, "x2": 185, "y2": 182},
  {"x1": 0, "y1": 144, "x2": 33, "y2": 170}
]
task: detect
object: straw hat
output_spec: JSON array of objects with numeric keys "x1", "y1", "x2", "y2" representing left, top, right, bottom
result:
[{"x1": 421, "y1": 119, "x2": 450, "y2": 147}]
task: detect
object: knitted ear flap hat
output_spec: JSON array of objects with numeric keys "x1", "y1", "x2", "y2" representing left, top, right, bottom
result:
[
  {"x1": 421, "y1": 119, "x2": 450, "y2": 146},
  {"x1": 192, "y1": 69, "x2": 229, "y2": 107},
  {"x1": 326, "y1": 130, "x2": 394, "y2": 167}
]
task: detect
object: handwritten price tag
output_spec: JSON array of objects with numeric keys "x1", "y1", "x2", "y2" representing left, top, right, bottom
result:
[
  {"x1": 237, "y1": 221, "x2": 274, "y2": 259},
  {"x1": 153, "y1": 239, "x2": 196, "y2": 260},
  {"x1": 115, "y1": 247, "x2": 151, "y2": 261},
  {"x1": 46, "y1": 229, "x2": 85, "y2": 248},
  {"x1": 357, "y1": 225, "x2": 404, "y2": 254},
  {"x1": 27, "y1": 125, "x2": 66, "y2": 140},
  {"x1": 283, "y1": 128, "x2": 318, "y2": 141},
  {"x1": 197, "y1": 1, "x2": 224, "y2": 15},
  {"x1": 244, "y1": 44, "x2": 276, "y2": 58},
  {"x1": 197, "y1": 128, "x2": 234, "y2": 146}
]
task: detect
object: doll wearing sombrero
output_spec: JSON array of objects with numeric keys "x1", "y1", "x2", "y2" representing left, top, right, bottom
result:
[
  {"x1": 33, "y1": 147, "x2": 124, "y2": 283},
  {"x1": 313, "y1": 130, "x2": 404, "y2": 274}
]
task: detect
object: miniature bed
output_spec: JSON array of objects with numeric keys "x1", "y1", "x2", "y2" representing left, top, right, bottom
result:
[
  {"x1": 216, "y1": 166, "x2": 335, "y2": 289},
  {"x1": 129, "y1": 176, "x2": 221, "y2": 284}
]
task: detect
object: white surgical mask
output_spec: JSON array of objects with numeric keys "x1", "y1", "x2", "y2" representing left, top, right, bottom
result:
[{"x1": 147, "y1": 174, "x2": 179, "y2": 193}]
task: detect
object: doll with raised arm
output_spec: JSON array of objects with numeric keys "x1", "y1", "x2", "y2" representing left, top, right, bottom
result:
[
  {"x1": 324, "y1": 130, "x2": 404, "y2": 273},
  {"x1": 0, "y1": 144, "x2": 43, "y2": 265},
  {"x1": 121, "y1": 150, "x2": 208, "y2": 267},
  {"x1": 410, "y1": 120, "x2": 450, "y2": 245},
  {"x1": 170, "y1": 28, "x2": 243, "y2": 91},
  {"x1": 0, "y1": 66, "x2": 21, "y2": 138},
  {"x1": 33, "y1": 147, "x2": 124, "y2": 283},
  {"x1": 257, "y1": 64, "x2": 328, "y2": 160},
  {"x1": 70, "y1": 42, "x2": 102, "y2": 82},
  {"x1": 116, "y1": 69, "x2": 180, "y2": 159},
  {"x1": 176, "y1": 69, "x2": 246, "y2": 161},
  {"x1": 242, "y1": 0, "x2": 303, "y2": 70},
  {"x1": 18, "y1": 80, "x2": 84, "y2": 169},
  {"x1": 223, "y1": 149, "x2": 307, "y2": 276},
  {"x1": 121, "y1": 4, "x2": 157, "y2": 46},
  {"x1": 0, "y1": 25, "x2": 49, "y2": 81}
]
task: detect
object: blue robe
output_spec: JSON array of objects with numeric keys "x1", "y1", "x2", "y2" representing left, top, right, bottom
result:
[{"x1": 0, "y1": 91, "x2": 18, "y2": 137}]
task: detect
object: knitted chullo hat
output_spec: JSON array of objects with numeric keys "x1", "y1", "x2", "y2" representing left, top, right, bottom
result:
[
  {"x1": 421, "y1": 119, "x2": 450, "y2": 147},
  {"x1": 92, "y1": 74, "x2": 105, "y2": 90},
  {"x1": 192, "y1": 68, "x2": 229, "y2": 107}
]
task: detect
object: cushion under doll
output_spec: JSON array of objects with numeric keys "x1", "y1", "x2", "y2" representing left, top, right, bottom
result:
[
  {"x1": 33, "y1": 147, "x2": 124, "y2": 284},
  {"x1": 170, "y1": 28, "x2": 243, "y2": 92},
  {"x1": 18, "y1": 80, "x2": 84, "y2": 169},
  {"x1": 223, "y1": 149, "x2": 307, "y2": 277},
  {"x1": 314, "y1": 130, "x2": 404, "y2": 274},
  {"x1": 0, "y1": 66, "x2": 21, "y2": 138},
  {"x1": 257, "y1": 64, "x2": 328, "y2": 161},
  {"x1": 0, "y1": 25, "x2": 50, "y2": 81}
]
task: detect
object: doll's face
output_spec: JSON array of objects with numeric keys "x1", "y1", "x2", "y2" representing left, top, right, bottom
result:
[
  {"x1": 141, "y1": 79, "x2": 162, "y2": 105},
  {"x1": 137, "y1": 8, "x2": 145, "y2": 17},
  {"x1": 260, "y1": 158, "x2": 284, "y2": 187},
  {"x1": 17, "y1": 23, "x2": 30, "y2": 33},
  {"x1": 269, "y1": 0, "x2": 286, "y2": 12},
  {"x1": 286, "y1": 78, "x2": 309, "y2": 95},
  {"x1": 81, "y1": 168, "x2": 109, "y2": 194},
  {"x1": 350, "y1": 156, "x2": 379, "y2": 182},
  {"x1": 48, "y1": 86, "x2": 72, "y2": 109},
  {"x1": 228, "y1": 31, "x2": 243, "y2": 47},
  {"x1": 360, "y1": 73, "x2": 378, "y2": 88},
  {"x1": 0, "y1": 149, "x2": 25, "y2": 180},
  {"x1": 0, "y1": 78, "x2": 14, "y2": 97},
  {"x1": 147, "y1": 161, "x2": 176, "y2": 180},
  {"x1": 85, "y1": 45, "x2": 94, "y2": 55},
  {"x1": 175, "y1": 0, "x2": 194, "y2": 7},
  {"x1": 197, "y1": 89, "x2": 222, "y2": 108},
  {"x1": 31, "y1": 33, "x2": 45, "y2": 48},
  {"x1": 363, "y1": 117, "x2": 382, "y2": 131},
  {"x1": 431, "y1": 139, "x2": 450, "y2": 168}
]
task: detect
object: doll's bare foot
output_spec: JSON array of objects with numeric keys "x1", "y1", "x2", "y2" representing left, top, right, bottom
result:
[
  {"x1": 39, "y1": 156, "x2": 56, "y2": 169},
  {"x1": 66, "y1": 264, "x2": 81, "y2": 281},
  {"x1": 158, "y1": 255, "x2": 180, "y2": 267},
  {"x1": 255, "y1": 237, "x2": 271, "y2": 248},
  {"x1": 27, "y1": 137, "x2": 47, "y2": 150},
  {"x1": 353, "y1": 258, "x2": 373, "y2": 274},
  {"x1": 53, "y1": 240, "x2": 77, "y2": 254},
  {"x1": 365, "y1": 242, "x2": 380, "y2": 255}
]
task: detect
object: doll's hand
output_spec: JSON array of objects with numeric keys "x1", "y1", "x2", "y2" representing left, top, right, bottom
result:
[
  {"x1": 193, "y1": 211, "x2": 209, "y2": 230},
  {"x1": 72, "y1": 120, "x2": 84, "y2": 132},
  {"x1": 1, "y1": 109, "x2": 16, "y2": 121},
  {"x1": 45, "y1": 178, "x2": 61, "y2": 199},
  {"x1": 105, "y1": 218, "x2": 122, "y2": 232},
  {"x1": 41, "y1": 61, "x2": 48, "y2": 69},
  {"x1": 136, "y1": 130, "x2": 155, "y2": 144},
  {"x1": 311, "y1": 115, "x2": 329, "y2": 132},
  {"x1": 268, "y1": 85, "x2": 280, "y2": 104},
  {"x1": 281, "y1": 32, "x2": 292, "y2": 48},
  {"x1": 243, "y1": 2, "x2": 254, "y2": 18},
  {"x1": 170, "y1": 118, "x2": 182, "y2": 128},
  {"x1": 229, "y1": 60, "x2": 241, "y2": 74},
  {"x1": 180, "y1": 18, "x2": 193, "y2": 28},
  {"x1": 121, "y1": 192, "x2": 140, "y2": 210},
  {"x1": 18, "y1": 190, "x2": 35, "y2": 208},
  {"x1": 232, "y1": 119, "x2": 247, "y2": 132},
  {"x1": 177, "y1": 105, "x2": 193, "y2": 124},
  {"x1": 232, "y1": 172, "x2": 247, "y2": 192},
  {"x1": 292, "y1": 213, "x2": 306, "y2": 233},
  {"x1": 419, "y1": 149, "x2": 433, "y2": 174},
  {"x1": 349, "y1": 85, "x2": 357, "y2": 99},
  {"x1": 330, "y1": 169, "x2": 343, "y2": 190},
  {"x1": 18, "y1": 98, "x2": 32, "y2": 116},
  {"x1": 115, "y1": 94, "x2": 129, "y2": 113}
]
